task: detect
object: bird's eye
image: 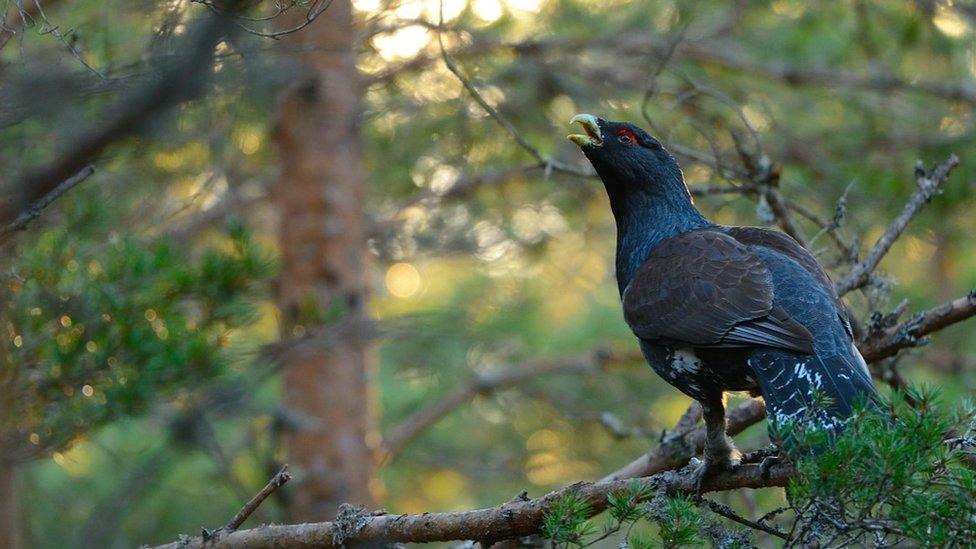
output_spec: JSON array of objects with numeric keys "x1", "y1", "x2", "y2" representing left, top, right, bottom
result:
[{"x1": 616, "y1": 129, "x2": 637, "y2": 145}]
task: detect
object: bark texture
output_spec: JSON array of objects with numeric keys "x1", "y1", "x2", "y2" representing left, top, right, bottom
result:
[
  {"x1": 152, "y1": 462, "x2": 792, "y2": 549},
  {"x1": 274, "y1": 0, "x2": 374, "y2": 521}
]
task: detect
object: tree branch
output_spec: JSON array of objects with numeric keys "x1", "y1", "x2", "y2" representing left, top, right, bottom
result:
[
  {"x1": 153, "y1": 461, "x2": 791, "y2": 549},
  {"x1": 700, "y1": 497, "x2": 790, "y2": 540},
  {"x1": 627, "y1": 37, "x2": 976, "y2": 107},
  {"x1": 0, "y1": 165, "x2": 94, "y2": 240},
  {"x1": 191, "y1": 0, "x2": 333, "y2": 39},
  {"x1": 436, "y1": 13, "x2": 592, "y2": 180},
  {"x1": 2, "y1": 0, "x2": 250, "y2": 226},
  {"x1": 859, "y1": 290, "x2": 976, "y2": 363},
  {"x1": 368, "y1": 30, "x2": 976, "y2": 109},
  {"x1": 835, "y1": 154, "x2": 960, "y2": 296},
  {"x1": 223, "y1": 465, "x2": 291, "y2": 533}
]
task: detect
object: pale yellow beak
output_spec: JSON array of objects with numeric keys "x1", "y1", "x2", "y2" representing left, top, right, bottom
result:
[{"x1": 567, "y1": 113, "x2": 603, "y2": 147}]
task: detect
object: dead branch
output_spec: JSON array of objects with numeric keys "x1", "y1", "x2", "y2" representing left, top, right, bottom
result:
[
  {"x1": 223, "y1": 465, "x2": 291, "y2": 533},
  {"x1": 701, "y1": 497, "x2": 790, "y2": 540},
  {"x1": 835, "y1": 154, "x2": 960, "y2": 296},
  {"x1": 188, "y1": 465, "x2": 293, "y2": 545},
  {"x1": 859, "y1": 290, "x2": 976, "y2": 363},
  {"x1": 191, "y1": 0, "x2": 333, "y2": 39},
  {"x1": 627, "y1": 37, "x2": 976, "y2": 107},
  {"x1": 391, "y1": 163, "x2": 755, "y2": 226},
  {"x1": 436, "y1": 13, "x2": 592, "y2": 180},
  {"x1": 0, "y1": 0, "x2": 63, "y2": 51},
  {"x1": 153, "y1": 460, "x2": 792, "y2": 549},
  {"x1": 368, "y1": 30, "x2": 976, "y2": 109},
  {"x1": 781, "y1": 194, "x2": 857, "y2": 263},
  {"x1": 0, "y1": 165, "x2": 94, "y2": 240}
]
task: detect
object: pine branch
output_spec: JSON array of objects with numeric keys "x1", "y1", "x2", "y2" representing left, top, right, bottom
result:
[{"x1": 152, "y1": 461, "x2": 792, "y2": 549}]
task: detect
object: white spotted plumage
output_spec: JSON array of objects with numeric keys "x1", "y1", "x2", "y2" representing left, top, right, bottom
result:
[{"x1": 670, "y1": 348, "x2": 702, "y2": 374}]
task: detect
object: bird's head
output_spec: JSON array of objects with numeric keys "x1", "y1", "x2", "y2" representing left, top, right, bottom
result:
[{"x1": 567, "y1": 114, "x2": 684, "y2": 198}]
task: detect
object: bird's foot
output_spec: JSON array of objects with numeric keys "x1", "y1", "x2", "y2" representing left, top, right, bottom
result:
[
  {"x1": 689, "y1": 454, "x2": 740, "y2": 496},
  {"x1": 758, "y1": 455, "x2": 782, "y2": 479},
  {"x1": 739, "y1": 443, "x2": 781, "y2": 465}
]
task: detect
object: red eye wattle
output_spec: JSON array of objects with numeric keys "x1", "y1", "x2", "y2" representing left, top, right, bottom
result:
[{"x1": 616, "y1": 129, "x2": 638, "y2": 144}]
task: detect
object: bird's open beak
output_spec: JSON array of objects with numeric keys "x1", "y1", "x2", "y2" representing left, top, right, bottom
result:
[{"x1": 567, "y1": 114, "x2": 602, "y2": 147}]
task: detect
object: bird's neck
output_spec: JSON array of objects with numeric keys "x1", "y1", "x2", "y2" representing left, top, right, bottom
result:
[{"x1": 608, "y1": 180, "x2": 712, "y2": 294}]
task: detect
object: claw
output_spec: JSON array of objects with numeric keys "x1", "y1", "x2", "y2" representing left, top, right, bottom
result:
[
  {"x1": 690, "y1": 460, "x2": 714, "y2": 496},
  {"x1": 689, "y1": 456, "x2": 738, "y2": 496},
  {"x1": 759, "y1": 455, "x2": 782, "y2": 479}
]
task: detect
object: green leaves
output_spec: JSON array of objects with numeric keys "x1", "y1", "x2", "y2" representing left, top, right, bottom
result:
[
  {"x1": 644, "y1": 494, "x2": 704, "y2": 549},
  {"x1": 607, "y1": 480, "x2": 653, "y2": 523},
  {"x1": 542, "y1": 491, "x2": 595, "y2": 546},
  {"x1": 788, "y1": 388, "x2": 976, "y2": 546},
  {"x1": 537, "y1": 390, "x2": 975, "y2": 548},
  {"x1": 541, "y1": 483, "x2": 710, "y2": 549},
  {"x1": 3, "y1": 213, "x2": 274, "y2": 459}
]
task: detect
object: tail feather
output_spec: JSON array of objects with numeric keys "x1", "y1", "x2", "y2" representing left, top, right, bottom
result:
[{"x1": 749, "y1": 347, "x2": 878, "y2": 443}]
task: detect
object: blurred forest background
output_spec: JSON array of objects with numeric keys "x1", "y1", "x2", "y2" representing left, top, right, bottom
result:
[{"x1": 1, "y1": 0, "x2": 975, "y2": 547}]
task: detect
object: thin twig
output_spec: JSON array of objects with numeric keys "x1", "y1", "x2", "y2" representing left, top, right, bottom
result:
[
  {"x1": 436, "y1": 0, "x2": 591, "y2": 179},
  {"x1": 640, "y1": 18, "x2": 690, "y2": 136},
  {"x1": 0, "y1": 164, "x2": 94, "y2": 239},
  {"x1": 191, "y1": 0, "x2": 334, "y2": 39},
  {"x1": 31, "y1": 0, "x2": 107, "y2": 79},
  {"x1": 223, "y1": 465, "x2": 291, "y2": 532},
  {"x1": 701, "y1": 497, "x2": 790, "y2": 540},
  {"x1": 835, "y1": 154, "x2": 960, "y2": 296},
  {"x1": 782, "y1": 194, "x2": 855, "y2": 261}
]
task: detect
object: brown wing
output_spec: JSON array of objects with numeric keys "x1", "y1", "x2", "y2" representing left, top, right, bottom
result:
[{"x1": 622, "y1": 230, "x2": 813, "y2": 353}]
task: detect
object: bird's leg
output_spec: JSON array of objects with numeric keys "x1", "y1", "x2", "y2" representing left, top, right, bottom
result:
[{"x1": 691, "y1": 393, "x2": 741, "y2": 494}]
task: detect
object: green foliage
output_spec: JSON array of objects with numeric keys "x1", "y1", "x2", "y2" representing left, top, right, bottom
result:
[
  {"x1": 607, "y1": 480, "x2": 653, "y2": 523},
  {"x1": 788, "y1": 389, "x2": 976, "y2": 546},
  {"x1": 2, "y1": 197, "x2": 274, "y2": 459},
  {"x1": 537, "y1": 391, "x2": 976, "y2": 548},
  {"x1": 542, "y1": 492, "x2": 595, "y2": 546},
  {"x1": 644, "y1": 495, "x2": 704, "y2": 549},
  {"x1": 542, "y1": 484, "x2": 715, "y2": 549}
]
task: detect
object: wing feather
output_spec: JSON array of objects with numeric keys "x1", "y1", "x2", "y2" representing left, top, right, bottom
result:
[
  {"x1": 727, "y1": 226, "x2": 853, "y2": 337},
  {"x1": 622, "y1": 230, "x2": 813, "y2": 353}
]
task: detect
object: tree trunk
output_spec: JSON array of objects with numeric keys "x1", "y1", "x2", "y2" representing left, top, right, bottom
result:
[
  {"x1": 274, "y1": 0, "x2": 375, "y2": 522},
  {"x1": 0, "y1": 464, "x2": 20, "y2": 549}
]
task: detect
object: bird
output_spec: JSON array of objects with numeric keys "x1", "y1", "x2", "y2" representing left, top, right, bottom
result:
[{"x1": 566, "y1": 113, "x2": 877, "y2": 488}]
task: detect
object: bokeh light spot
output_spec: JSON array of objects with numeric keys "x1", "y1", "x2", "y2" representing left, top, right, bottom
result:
[{"x1": 386, "y1": 262, "x2": 422, "y2": 298}]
